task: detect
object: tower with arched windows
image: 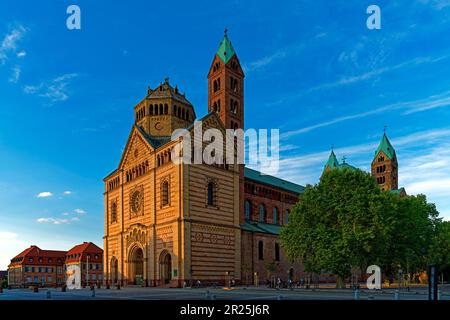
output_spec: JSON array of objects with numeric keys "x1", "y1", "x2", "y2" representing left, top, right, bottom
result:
[
  {"x1": 207, "y1": 29, "x2": 245, "y2": 131},
  {"x1": 134, "y1": 77, "x2": 196, "y2": 137},
  {"x1": 371, "y1": 132, "x2": 398, "y2": 191}
]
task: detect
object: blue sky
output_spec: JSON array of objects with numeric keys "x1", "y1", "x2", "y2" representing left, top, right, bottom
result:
[{"x1": 1, "y1": 0, "x2": 450, "y2": 269}]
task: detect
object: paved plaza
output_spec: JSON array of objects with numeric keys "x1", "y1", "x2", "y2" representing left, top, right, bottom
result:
[{"x1": 1, "y1": 285, "x2": 449, "y2": 300}]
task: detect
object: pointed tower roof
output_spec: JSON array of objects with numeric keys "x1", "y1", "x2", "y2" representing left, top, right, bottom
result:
[
  {"x1": 325, "y1": 150, "x2": 339, "y2": 170},
  {"x1": 375, "y1": 133, "x2": 396, "y2": 160},
  {"x1": 216, "y1": 29, "x2": 236, "y2": 64}
]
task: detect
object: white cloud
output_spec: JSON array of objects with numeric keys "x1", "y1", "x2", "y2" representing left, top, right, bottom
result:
[
  {"x1": 37, "y1": 191, "x2": 53, "y2": 198},
  {"x1": 23, "y1": 73, "x2": 79, "y2": 103},
  {"x1": 63, "y1": 191, "x2": 72, "y2": 195},
  {"x1": 16, "y1": 50, "x2": 26, "y2": 58},
  {"x1": 74, "y1": 208, "x2": 86, "y2": 215},
  {"x1": 36, "y1": 217, "x2": 70, "y2": 225},
  {"x1": 8, "y1": 65, "x2": 20, "y2": 83},
  {"x1": 0, "y1": 24, "x2": 26, "y2": 64}
]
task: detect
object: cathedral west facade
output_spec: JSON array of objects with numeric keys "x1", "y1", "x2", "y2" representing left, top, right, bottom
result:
[{"x1": 103, "y1": 32, "x2": 404, "y2": 287}]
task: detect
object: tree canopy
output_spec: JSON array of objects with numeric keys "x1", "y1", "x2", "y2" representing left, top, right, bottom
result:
[{"x1": 279, "y1": 168, "x2": 446, "y2": 286}]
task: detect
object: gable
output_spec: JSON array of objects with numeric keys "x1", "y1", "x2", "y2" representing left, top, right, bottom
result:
[{"x1": 118, "y1": 126, "x2": 154, "y2": 171}]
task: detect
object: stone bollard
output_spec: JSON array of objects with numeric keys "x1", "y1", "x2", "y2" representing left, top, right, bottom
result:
[
  {"x1": 33, "y1": 286, "x2": 39, "y2": 293},
  {"x1": 394, "y1": 290, "x2": 400, "y2": 300},
  {"x1": 354, "y1": 289, "x2": 360, "y2": 300},
  {"x1": 46, "y1": 290, "x2": 51, "y2": 299}
]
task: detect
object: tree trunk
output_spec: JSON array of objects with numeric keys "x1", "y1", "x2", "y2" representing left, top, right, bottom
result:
[{"x1": 336, "y1": 275, "x2": 346, "y2": 289}]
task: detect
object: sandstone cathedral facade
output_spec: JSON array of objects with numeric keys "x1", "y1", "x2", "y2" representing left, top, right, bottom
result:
[{"x1": 103, "y1": 32, "x2": 403, "y2": 287}]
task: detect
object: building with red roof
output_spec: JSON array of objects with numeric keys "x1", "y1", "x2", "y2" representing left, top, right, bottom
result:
[
  {"x1": 8, "y1": 245, "x2": 67, "y2": 288},
  {"x1": 8, "y1": 242, "x2": 104, "y2": 288},
  {"x1": 65, "y1": 242, "x2": 103, "y2": 287}
]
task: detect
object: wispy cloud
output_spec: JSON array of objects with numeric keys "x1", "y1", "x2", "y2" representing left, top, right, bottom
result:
[
  {"x1": 36, "y1": 217, "x2": 79, "y2": 225},
  {"x1": 0, "y1": 24, "x2": 26, "y2": 64},
  {"x1": 310, "y1": 55, "x2": 449, "y2": 92},
  {"x1": 269, "y1": 55, "x2": 449, "y2": 108},
  {"x1": 74, "y1": 208, "x2": 86, "y2": 215},
  {"x1": 282, "y1": 90, "x2": 450, "y2": 139},
  {"x1": 418, "y1": 0, "x2": 450, "y2": 10},
  {"x1": 275, "y1": 127, "x2": 450, "y2": 219},
  {"x1": 63, "y1": 191, "x2": 72, "y2": 195},
  {"x1": 243, "y1": 49, "x2": 289, "y2": 73},
  {"x1": 37, "y1": 191, "x2": 53, "y2": 198},
  {"x1": 24, "y1": 73, "x2": 79, "y2": 102},
  {"x1": 8, "y1": 65, "x2": 21, "y2": 83}
]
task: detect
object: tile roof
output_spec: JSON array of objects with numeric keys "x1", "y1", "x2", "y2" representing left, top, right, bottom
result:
[
  {"x1": 216, "y1": 33, "x2": 236, "y2": 64},
  {"x1": 66, "y1": 242, "x2": 103, "y2": 256},
  {"x1": 375, "y1": 133, "x2": 396, "y2": 160},
  {"x1": 146, "y1": 78, "x2": 193, "y2": 106},
  {"x1": 244, "y1": 167, "x2": 304, "y2": 194},
  {"x1": 241, "y1": 221, "x2": 282, "y2": 235},
  {"x1": 136, "y1": 125, "x2": 171, "y2": 149}
]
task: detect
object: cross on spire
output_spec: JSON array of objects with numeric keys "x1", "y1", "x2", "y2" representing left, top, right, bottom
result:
[
  {"x1": 224, "y1": 28, "x2": 228, "y2": 37},
  {"x1": 384, "y1": 125, "x2": 388, "y2": 134}
]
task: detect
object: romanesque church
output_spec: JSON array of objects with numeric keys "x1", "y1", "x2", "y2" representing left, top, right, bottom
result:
[{"x1": 103, "y1": 32, "x2": 404, "y2": 287}]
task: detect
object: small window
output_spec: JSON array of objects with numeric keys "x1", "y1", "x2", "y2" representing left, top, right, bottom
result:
[
  {"x1": 259, "y1": 204, "x2": 266, "y2": 223},
  {"x1": 258, "y1": 241, "x2": 264, "y2": 260},
  {"x1": 162, "y1": 180, "x2": 170, "y2": 206},
  {"x1": 273, "y1": 207, "x2": 279, "y2": 225},
  {"x1": 275, "y1": 243, "x2": 280, "y2": 261},
  {"x1": 111, "y1": 202, "x2": 117, "y2": 223},
  {"x1": 245, "y1": 200, "x2": 252, "y2": 220},
  {"x1": 207, "y1": 182, "x2": 215, "y2": 206}
]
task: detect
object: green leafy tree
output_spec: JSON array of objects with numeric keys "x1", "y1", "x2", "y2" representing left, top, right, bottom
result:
[
  {"x1": 280, "y1": 168, "x2": 385, "y2": 288},
  {"x1": 428, "y1": 220, "x2": 450, "y2": 273},
  {"x1": 280, "y1": 167, "x2": 443, "y2": 287}
]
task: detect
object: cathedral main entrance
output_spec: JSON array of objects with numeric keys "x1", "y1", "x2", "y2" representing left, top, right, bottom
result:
[
  {"x1": 128, "y1": 247, "x2": 144, "y2": 285},
  {"x1": 159, "y1": 251, "x2": 172, "y2": 286}
]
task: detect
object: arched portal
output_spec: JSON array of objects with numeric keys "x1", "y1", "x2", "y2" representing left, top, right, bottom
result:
[
  {"x1": 110, "y1": 257, "x2": 118, "y2": 284},
  {"x1": 159, "y1": 251, "x2": 172, "y2": 285},
  {"x1": 129, "y1": 246, "x2": 144, "y2": 285}
]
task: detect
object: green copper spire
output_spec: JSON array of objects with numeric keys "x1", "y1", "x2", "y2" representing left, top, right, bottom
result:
[
  {"x1": 325, "y1": 150, "x2": 339, "y2": 170},
  {"x1": 375, "y1": 132, "x2": 396, "y2": 160},
  {"x1": 216, "y1": 28, "x2": 236, "y2": 64}
]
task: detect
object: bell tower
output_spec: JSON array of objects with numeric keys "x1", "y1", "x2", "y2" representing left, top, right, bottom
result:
[
  {"x1": 208, "y1": 29, "x2": 245, "y2": 130},
  {"x1": 371, "y1": 130, "x2": 399, "y2": 191}
]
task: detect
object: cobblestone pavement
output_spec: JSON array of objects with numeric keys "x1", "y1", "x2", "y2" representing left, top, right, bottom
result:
[{"x1": 1, "y1": 286, "x2": 449, "y2": 300}]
